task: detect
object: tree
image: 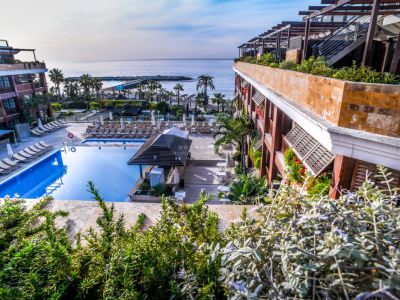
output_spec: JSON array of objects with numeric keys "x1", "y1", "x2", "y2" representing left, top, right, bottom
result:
[
  {"x1": 48, "y1": 68, "x2": 64, "y2": 101},
  {"x1": 213, "y1": 115, "x2": 255, "y2": 172},
  {"x1": 196, "y1": 75, "x2": 215, "y2": 112},
  {"x1": 22, "y1": 94, "x2": 49, "y2": 125},
  {"x1": 92, "y1": 78, "x2": 103, "y2": 98},
  {"x1": 211, "y1": 93, "x2": 226, "y2": 112},
  {"x1": 79, "y1": 74, "x2": 93, "y2": 101},
  {"x1": 173, "y1": 83, "x2": 184, "y2": 106},
  {"x1": 63, "y1": 79, "x2": 80, "y2": 99}
]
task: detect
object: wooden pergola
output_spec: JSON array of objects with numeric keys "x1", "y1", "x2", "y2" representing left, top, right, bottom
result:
[{"x1": 301, "y1": 0, "x2": 400, "y2": 70}]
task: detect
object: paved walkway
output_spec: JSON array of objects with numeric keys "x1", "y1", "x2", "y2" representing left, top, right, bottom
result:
[{"x1": 0, "y1": 123, "x2": 236, "y2": 204}]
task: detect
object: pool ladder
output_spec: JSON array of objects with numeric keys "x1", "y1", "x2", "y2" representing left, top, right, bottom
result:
[{"x1": 45, "y1": 179, "x2": 64, "y2": 196}]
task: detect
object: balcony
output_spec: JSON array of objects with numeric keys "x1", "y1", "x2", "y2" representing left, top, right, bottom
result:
[
  {"x1": 0, "y1": 61, "x2": 46, "y2": 72},
  {"x1": 234, "y1": 62, "x2": 400, "y2": 138}
]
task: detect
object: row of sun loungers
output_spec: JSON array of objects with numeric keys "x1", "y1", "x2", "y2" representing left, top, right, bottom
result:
[
  {"x1": 180, "y1": 121, "x2": 217, "y2": 134},
  {"x1": 84, "y1": 126, "x2": 161, "y2": 139},
  {"x1": 31, "y1": 120, "x2": 67, "y2": 136},
  {"x1": 0, "y1": 141, "x2": 53, "y2": 176}
]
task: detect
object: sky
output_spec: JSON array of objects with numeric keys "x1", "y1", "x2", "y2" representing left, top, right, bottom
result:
[{"x1": 1, "y1": 0, "x2": 316, "y2": 62}]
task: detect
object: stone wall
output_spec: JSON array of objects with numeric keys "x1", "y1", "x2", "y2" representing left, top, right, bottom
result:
[{"x1": 235, "y1": 62, "x2": 400, "y2": 137}]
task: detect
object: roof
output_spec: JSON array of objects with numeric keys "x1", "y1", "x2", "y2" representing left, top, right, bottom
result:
[
  {"x1": 128, "y1": 134, "x2": 192, "y2": 167},
  {"x1": 163, "y1": 127, "x2": 189, "y2": 139}
]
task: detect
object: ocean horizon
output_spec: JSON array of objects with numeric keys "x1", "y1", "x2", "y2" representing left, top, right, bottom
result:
[{"x1": 47, "y1": 58, "x2": 235, "y2": 97}]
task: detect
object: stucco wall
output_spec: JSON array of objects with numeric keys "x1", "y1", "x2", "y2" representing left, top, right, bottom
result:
[{"x1": 235, "y1": 62, "x2": 400, "y2": 137}]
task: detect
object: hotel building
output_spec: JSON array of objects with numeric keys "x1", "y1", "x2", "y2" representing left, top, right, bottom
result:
[
  {"x1": 235, "y1": 0, "x2": 400, "y2": 197},
  {"x1": 0, "y1": 39, "x2": 49, "y2": 131}
]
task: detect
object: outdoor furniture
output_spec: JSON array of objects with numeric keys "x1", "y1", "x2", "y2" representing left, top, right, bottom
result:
[
  {"x1": 217, "y1": 185, "x2": 230, "y2": 193},
  {"x1": 216, "y1": 162, "x2": 226, "y2": 170},
  {"x1": 219, "y1": 198, "x2": 231, "y2": 205},
  {"x1": 0, "y1": 160, "x2": 17, "y2": 171},
  {"x1": 2, "y1": 158, "x2": 19, "y2": 168},
  {"x1": 216, "y1": 171, "x2": 227, "y2": 182},
  {"x1": 174, "y1": 190, "x2": 186, "y2": 203}
]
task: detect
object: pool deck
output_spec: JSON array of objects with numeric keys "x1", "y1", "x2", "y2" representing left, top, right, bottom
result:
[
  {"x1": 24, "y1": 200, "x2": 259, "y2": 237},
  {"x1": 0, "y1": 122, "x2": 236, "y2": 204}
]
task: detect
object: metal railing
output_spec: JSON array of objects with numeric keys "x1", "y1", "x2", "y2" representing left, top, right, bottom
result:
[{"x1": 312, "y1": 15, "x2": 371, "y2": 64}]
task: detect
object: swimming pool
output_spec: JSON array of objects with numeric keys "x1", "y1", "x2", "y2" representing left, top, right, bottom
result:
[{"x1": 0, "y1": 147, "x2": 144, "y2": 202}]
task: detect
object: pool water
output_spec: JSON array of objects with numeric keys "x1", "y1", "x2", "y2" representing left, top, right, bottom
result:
[
  {"x1": 82, "y1": 138, "x2": 146, "y2": 145},
  {"x1": 0, "y1": 147, "x2": 144, "y2": 202}
]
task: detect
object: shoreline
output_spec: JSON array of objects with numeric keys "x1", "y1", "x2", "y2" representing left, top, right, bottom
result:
[{"x1": 65, "y1": 75, "x2": 193, "y2": 82}]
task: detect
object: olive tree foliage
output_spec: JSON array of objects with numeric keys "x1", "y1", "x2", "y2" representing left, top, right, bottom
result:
[
  {"x1": 220, "y1": 165, "x2": 400, "y2": 299},
  {"x1": 1, "y1": 167, "x2": 400, "y2": 299}
]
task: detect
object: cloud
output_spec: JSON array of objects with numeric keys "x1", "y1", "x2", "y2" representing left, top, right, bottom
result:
[{"x1": 0, "y1": 0, "x2": 316, "y2": 61}]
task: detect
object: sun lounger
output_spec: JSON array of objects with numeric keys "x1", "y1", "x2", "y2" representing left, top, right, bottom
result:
[
  {"x1": 136, "y1": 129, "x2": 143, "y2": 138},
  {"x1": 12, "y1": 153, "x2": 30, "y2": 163},
  {"x1": 108, "y1": 128, "x2": 116, "y2": 137},
  {"x1": 38, "y1": 141, "x2": 53, "y2": 149},
  {"x1": 0, "y1": 167, "x2": 12, "y2": 175},
  {"x1": 3, "y1": 158, "x2": 19, "y2": 168},
  {"x1": 42, "y1": 124, "x2": 56, "y2": 131},
  {"x1": 31, "y1": 128, "x2": 45, "y2": 136},
  {"x1": 29, "y1": 145, "x2": 46, "y2": 155},
  {"x1": 128, "y1": 129, "x2": 137, "y2": 138},
  {"x1": 0, "y1": 160, "x2": 17, "y2": 172},
  {"x1": 23, "y1": 148, "x2": 40, "y2": 157}
]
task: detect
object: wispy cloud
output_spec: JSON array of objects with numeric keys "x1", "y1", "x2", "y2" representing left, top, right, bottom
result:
[{"x1": 0, "y1": 0, "x2": 316, "y2": 61}]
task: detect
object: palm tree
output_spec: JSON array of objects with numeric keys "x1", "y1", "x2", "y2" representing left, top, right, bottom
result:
[
  {"x1": 211, "y1": 93, "x2": 226, "y2": 112},
  {"x1": 48, "y1": 68, "x2": 64, "y2": 101},
  {"x1": 196, "y1": 75, "x2": 215, "y2": 112},
  {"x1": 213, "y1": 115, "x2": 255, "y2": 173},
  {"x1": 79, "y1": 74, "x2": 93, "y2": 100},
  {"x1": 173, "y1": 83, "x2": 184, "y2": 106},
  {"x1": 194, "y1": 93, "x2": 203, "y2": 116},
  {"x1": 23, "y1": 94, "x2": 48, "y2": 125},
  {"x1": 92, "y1": 78, "x2": 103, "y2": 98}
]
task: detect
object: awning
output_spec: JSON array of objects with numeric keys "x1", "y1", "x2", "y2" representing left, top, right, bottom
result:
[
  {"x1": 284, "y1": 125, "x2": 334, "y2": 176},
  {"x1": 241, "y1": 80, "x2": 249, "y2": 88},
  {"x1": 252, "y1": 91, "x2": 265, "y2": 106},
  {"x1": 128, "y1": 134, "x2": 192, "y2": 167}
]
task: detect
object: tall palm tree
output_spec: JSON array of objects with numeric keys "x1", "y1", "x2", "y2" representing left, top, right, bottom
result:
[
  {"x1": 48, "y1": 68, "x2": 64, "y2": 101},
  {"x1": 211, "y1": 93, "x2": 226, "y2": 112},
  {"x1": 196, "y1": 75, "x2": 215, "y2": 112},
  {"x1": 173, "y1": 83, "x2": 184, "y2": 106},
  {"x1": 213, "y1": 115, "x2": 255, "y2": 173},
  {"x1": 92, "y1": 78, "x2": 103, "y2": 98},
  {"x1": 79, "y1": 74, "x2": 93, "y2": 103}
]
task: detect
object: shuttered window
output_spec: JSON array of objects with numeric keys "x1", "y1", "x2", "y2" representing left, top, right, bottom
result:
[
  {"x1": 351, "y1": 161, "x2": 400, "y2": 191},
  {"x1": 252, "y1": 90, "x2": 265, "y2": 106},
  {"x1": 284, "y1": 124, "x2": 334, "y2": 176}
]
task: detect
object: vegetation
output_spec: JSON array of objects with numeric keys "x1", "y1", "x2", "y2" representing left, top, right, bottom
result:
[
  {"x1": 211, "y1": 93, "x2": 227, "y2": 113},
  {"x1": 196, "y1": 75, "x2": 215, "y2": 112},
  {"x1": 306, "y1": 173, "x2": 332, "y2": 196},
  {"x1": 173, "y1": 83, "x2": 184, "y2": 106},
  {"x1": 235, "y1": 54, "x2": 400, "y2": 84},
  {"x1": 284, "y1": 148, "x2": 305, "y2": 184},
  {"x1": 1, "y1": 169, "x2": 399, "y2": 299},
  {"x1": 22, "y1": 94, "x2": 50, "y2": 125},
  {"x1": 226, "y1": 174, "x2": 267, "y2": 204},
  {"x1": 213, "y1": 114, "x2": 255, "y2": 172},
  {"x1": 48, "y1": 68, "x2": 64, "y2": 100}
]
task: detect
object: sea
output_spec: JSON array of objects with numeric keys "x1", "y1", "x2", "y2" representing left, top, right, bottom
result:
[{"x1": 46, "y1": 58, "x2": 235, "y2": 98}]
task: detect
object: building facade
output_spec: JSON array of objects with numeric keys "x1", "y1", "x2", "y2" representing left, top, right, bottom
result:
[
  {"x1": 0, "y1": 39, "x2": 49, "y2": 130},
  {"x1": 235, "y1": 1, "x2": 400, "y2": 197}
]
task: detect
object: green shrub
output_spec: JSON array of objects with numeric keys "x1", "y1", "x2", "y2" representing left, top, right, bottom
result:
[
  {"x1": 89, "y1": 101, "x2": 100, "y2": 110},
  {"x1": 306, "y1": 173, "x2": 332, "y2": 196},
  {"x1": 51, "y1": 102, "x2": 62, "y2": 112},
  {"x1": 62, "y1": 101, "x2": 87, "y2": 109},
  {"x1": 284, "y1": 148, "x2": 305, "y2": 183},
  {"x1": 235, "y1": 56, "x2": 400, "y2": 84},
  {"x1": 228, "y1": 174, "x2": 267, "y2": 204},
  {"x1": 138, "y1": 179, "x2": 150, "y2": 192},
  {"x1": 150, "y1": 184, "x2": 171, "y2": 196}
]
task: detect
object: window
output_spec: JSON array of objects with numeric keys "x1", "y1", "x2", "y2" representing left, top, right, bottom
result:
[
  {"x1": 0, "y1": 76, "x2": 12, "y2": 93},
  {"x1": 3, "y1": 97, "x2": 17, "y2": 114},
  {"x1": 15, "y1": 74, "x2": 32, "y2": 85}
]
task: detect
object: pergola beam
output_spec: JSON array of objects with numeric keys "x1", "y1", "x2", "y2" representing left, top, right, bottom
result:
[
  {"x1": 389, "y1": 33, "x2": 400, "y2": 73},
  {"x1": 362, "y1": 0, "x2": 381, "y2": 66}
]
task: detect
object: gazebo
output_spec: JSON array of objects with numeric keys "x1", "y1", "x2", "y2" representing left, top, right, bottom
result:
[{"x1": 128, "y1": 133, "x2": 192, "y2": 168}]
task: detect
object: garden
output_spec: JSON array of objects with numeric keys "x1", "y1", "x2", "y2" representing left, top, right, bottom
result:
[{"x1": 1, "y1": 170, "x2": 399, "y2": 299}]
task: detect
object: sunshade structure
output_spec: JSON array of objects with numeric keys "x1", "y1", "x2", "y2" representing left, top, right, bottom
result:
[
  {"x1": 163, "y1": 127, "x2": 189, "y2": 139},
  {"x1": 128, "y1": 134, "x2": 192, "y2": 167}
]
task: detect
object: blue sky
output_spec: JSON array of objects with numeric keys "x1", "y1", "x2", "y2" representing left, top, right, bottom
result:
[{"x1": 1, "y1": 0, "x2": 316, "y2": 61}]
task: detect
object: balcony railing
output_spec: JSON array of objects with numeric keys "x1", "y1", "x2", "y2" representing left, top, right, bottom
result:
[
  {"x1": 0, "y1": 87, "x2": 13, "y2": 94},
  {"x1": 0, "y1": 61, "x2": 46, "y2": 71}
]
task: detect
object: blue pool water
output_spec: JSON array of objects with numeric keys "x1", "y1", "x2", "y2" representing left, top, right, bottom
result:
[
  {"x1": 0, "y1": 147, "x2": 144, "y2": 202},
  {"x1": 82, "y1": 138, "x2": 147, "y2": 145}
]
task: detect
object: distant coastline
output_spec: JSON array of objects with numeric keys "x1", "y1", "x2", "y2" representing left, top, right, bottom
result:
[
  {"x1": 65, "y1": 75, "x2": 193, "y2": 82},
  {"x1": 72, "y1": 58, "x2": 234, "y2": 63}
]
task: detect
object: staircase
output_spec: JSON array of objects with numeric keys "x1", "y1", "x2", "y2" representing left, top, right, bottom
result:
[{"x1": 312, "y1": 15, "x2": 371, "y2": 66}]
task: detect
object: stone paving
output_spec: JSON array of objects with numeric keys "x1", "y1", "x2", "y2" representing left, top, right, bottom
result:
[{"x1": 0, "y1": 122, "x2": 236, "y2": 204}]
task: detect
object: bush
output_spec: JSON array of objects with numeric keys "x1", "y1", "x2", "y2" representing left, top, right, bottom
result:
[
  {"x1": 284, "y1": 149, "x2": 305, "y2": 183},
  {"x1": 236, "y1": 56, "x2": 400, "y2": 84},
  {"x1": 306, "y1": 173, "x2": 332, "y2": 196},
  {"x1": 228, "y1": 174, "x2": 267, "y2": 204},
  {"x1": 1, "y1": 169, "x2": 400, "y2": 299},
  {"x1": 62, "y1": 101, "x2": 87, "y2": 109},
  {"x1": 150, "y1": 184, "x2": 172, "y2": 196},
  {"x1": 51, "y1": 102, "x2": 62, "y2": 112}
]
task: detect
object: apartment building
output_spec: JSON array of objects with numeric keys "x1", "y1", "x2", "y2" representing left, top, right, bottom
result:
[
  {"x1": 0, "y1": 39, "x2": 49, "y2": 131},
  {"x1": 235, "y1": 0, "x2": 400, "y2": 197}
]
